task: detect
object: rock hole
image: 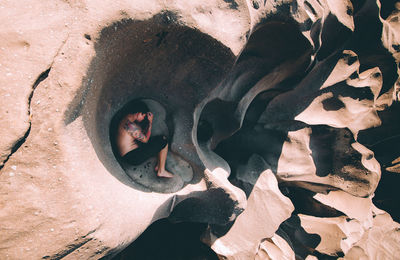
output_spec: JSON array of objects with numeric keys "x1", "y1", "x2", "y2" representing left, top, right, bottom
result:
[
  {"x1": 322, "y1": 96, "x2": 345, "y2": 111},
  {"x1": 223, "y1": 0, "x2": 239, "y2": 10},
  {"x1": 346, "y1": 6, "x2": 353, "y2": 16},
  {"x1": 68, "y1": 14, "x2": 235, "y2": 192},
  {"x1": 197, "y1": 120, "x2": 214, "y2": 143},
  {"x1": 252, "y1": 0, "x2": 260, "y2": 9},
  {"x1": 84, "y1": 34, "x2": 91, "y2": 41}
]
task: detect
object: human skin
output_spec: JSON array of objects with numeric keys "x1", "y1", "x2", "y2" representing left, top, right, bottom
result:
[{"x1": 117, "y1": 112, "x2": 173, "y2": 178}]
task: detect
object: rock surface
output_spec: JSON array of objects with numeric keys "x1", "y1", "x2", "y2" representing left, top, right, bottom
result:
[{"x1": 0, "y1": 0, "x2": 399, "y2": 259}]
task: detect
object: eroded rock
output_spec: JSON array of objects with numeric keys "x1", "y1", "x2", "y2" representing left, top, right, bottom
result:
[{"x1": 0, "y1": 0, "x2": 399, "y2": 259}]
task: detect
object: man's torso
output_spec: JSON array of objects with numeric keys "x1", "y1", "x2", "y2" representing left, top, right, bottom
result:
[{"x1": 116, "y1": 118, "x2": 140, "y2": 156}]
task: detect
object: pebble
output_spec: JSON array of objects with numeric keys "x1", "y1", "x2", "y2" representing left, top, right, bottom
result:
[{"x1": 11, "y1": 165, "x2": 17, "y2": 170}]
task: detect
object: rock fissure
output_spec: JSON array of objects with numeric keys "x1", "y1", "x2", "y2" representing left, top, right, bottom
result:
[
  {"x1": 42, "y1": 229, "x2": 96, "y2": 260},
  {"x1": 0, "y1": 68, "x2": 50, "y2": 170},
  {"x1": 0, "y1": 33, "x2": 67, "y2": 170}
]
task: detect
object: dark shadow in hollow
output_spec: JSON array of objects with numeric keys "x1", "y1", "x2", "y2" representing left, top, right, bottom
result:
[
  {"x1": 103, "y1": 186, "x2": 242, "y2": 259},
  {"x1": 358, "y1": 103, "x2": 400, "y2": 223},
  {"x1": 196, "y1": 2, "x2": 391, "y2": 257},
  {"x1": 309, "y1": 126, "x2": 365, "y2": 178},
  {"x1": 64, "y1": 12, "x2": 235, "y2": 191},
  {"x1": 316, "y1": 13, "x2": 352, "y2": 61},
  {"x1": 197, "y1": 14, "x2": 313, "y2": 159},
  {"x1": 373, "y1": 168, "x2": 400, "y2": 223},
  {"x1": 279, "y1": 186, "x2": 345, "y2": 217},
  {"x1": 167, "y1": 188, "x2": 241, "y2": 226},
  {"x1": 321, "y1": 96, "x2": 345, "y2": 111},
  {"x1": 197, "y1": 99, "x2": 238, "y2": 149},
  {"x1": 277, "y1": 214, "x2": 344, "y2": 258},
  {"x1": 197, "y1": 14, "x2": 323, "y2": 243},
  {"x1": 347, "y1": 0, "x2": 397, "y2": 96},
  {"x1": 350, "y1": 0, "x2": 367, "y2": 15},
  {"x1": 110, "y1": 219, "x2": 218, "y2": 260},
  {"x1": 277, "y1": 215, "x2": 326, "y2": 259},
  {"x1": 377, "y1": 0, "x2": 399, "y2": 19}
]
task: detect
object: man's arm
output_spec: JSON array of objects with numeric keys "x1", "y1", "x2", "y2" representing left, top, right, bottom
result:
[
  {"x1": 144, "y1": 119, "x2": 153, "y2": 140},
  {"x1": 143, "y1": 112, "x2": 153, "y2": 141},
  {"x1": 124, "y1": 121, "x2": 150, "y2": 143}
]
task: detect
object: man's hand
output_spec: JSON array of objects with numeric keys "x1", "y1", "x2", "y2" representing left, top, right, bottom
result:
[{"x1": 147, "y1": 112, "x2": 154, "y2": 123}]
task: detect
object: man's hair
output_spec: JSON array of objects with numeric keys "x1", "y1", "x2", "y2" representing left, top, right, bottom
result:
[
  {"x1": 121, "y1": 100, "x2": 149, "y2": 116},
  {"x1": 118, "y1": 100, "x2": 150, "y2": 131}
]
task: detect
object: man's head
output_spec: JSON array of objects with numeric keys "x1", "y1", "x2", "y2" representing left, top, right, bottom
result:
[
  {"x1": 122, "y1": 100, "x2": 149, "y2": 121},
  {"x1": 111, "y1": 99, "x2": 150, "y2": 130},
  {"x1": 125, "y1": 100, "x2": 150, "y2": 131}
]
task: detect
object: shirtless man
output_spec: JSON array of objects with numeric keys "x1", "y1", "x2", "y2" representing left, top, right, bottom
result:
[{"x1": 116, "y1": 102, "x2": 174, "y2": 178}]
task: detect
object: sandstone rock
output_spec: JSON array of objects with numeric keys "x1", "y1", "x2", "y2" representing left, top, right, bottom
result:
[
  {"x1": 0, "y1": 0, "x2": 72, "y2": 167},
  {"x1": 255, "y1": 233, "x2": 295, "y2": 260},
  {"x1": 206, "y1": 170, "x2": 294, "y2": 259},
  {"x1": 1, "y1": 0, "x2": 399, "y2": 259},
  {"x1": 342, "y1": 207, "x2": 400, "y2": 260}
]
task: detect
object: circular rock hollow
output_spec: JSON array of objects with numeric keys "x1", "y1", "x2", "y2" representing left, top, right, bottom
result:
[
  {"x1": 71, "y1": 13, "x2": 235, "y2": 192},
  {"x1": 109, "y1": 98, "x2": 189, "y2": 192}
]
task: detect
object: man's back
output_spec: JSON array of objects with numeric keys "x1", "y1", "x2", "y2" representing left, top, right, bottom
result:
[{"x1": 116, "y1": 116, "x2": 140, "y2": 156}]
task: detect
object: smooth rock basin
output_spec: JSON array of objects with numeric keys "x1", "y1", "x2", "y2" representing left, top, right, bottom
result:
[
  {"x1": 110, "y1": 98, "x2": 194, "y2": 193},
  {"x1": 66, "y1": 13, "x2": 235, "y2": 192}
]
